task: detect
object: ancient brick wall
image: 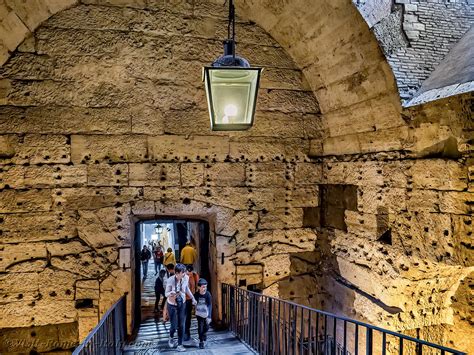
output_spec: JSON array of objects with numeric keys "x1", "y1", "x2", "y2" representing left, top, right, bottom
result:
[{"x1": 354, "y1": 0, "x2": 474, "y2": 102}]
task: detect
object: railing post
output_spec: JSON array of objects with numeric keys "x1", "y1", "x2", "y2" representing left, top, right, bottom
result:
[
  {"x1": 366, "y1": 328, "x2": 373, "y2": 355},
  {"x1": 268, "y1": 298, "x2": 273, "y2": 355},
  {"x1": 222, "y1": 284, "x2": 227, "y2": 327}
]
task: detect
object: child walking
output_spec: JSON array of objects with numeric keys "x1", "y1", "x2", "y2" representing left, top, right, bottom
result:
[{"x1": 194, "y1": 278, "x2": 212, "y2": 349}]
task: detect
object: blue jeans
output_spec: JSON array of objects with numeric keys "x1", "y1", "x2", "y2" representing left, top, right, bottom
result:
[
  {"x1": 168, "y1": 302, "x2": 186, "y2": 345},
  {"x1": 142, "y1": 261, "x2": 148, "y2": 277}
]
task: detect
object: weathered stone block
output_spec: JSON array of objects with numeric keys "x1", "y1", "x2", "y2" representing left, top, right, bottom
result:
[
  {"x1": 295, "y1": 162, "x2": 323, "y2": 185},
  {"x1": 218, "y1": 210, "x2": 258, "y2": 239},
  {"x1": 0, "y1": 189, "x2": 52, "y2": 213},
  {"x1": 0, "y1": 106, "x2": 131, "y2": 134},
  {"x1": 192, "y1": 187, "x2": 251, "y2": 210},
  {"x1": 205, "y1": 163, "x2": 246, "y2": 187},
  {"x1": 87, "y1": 163, "x2": 128, "y2": 186},
  {"x1": 259, "y1": 208, "x2": 304, "y2": 229},
  {"x1": 0, "y1": 135, "x2": 18, "y2": 158},
  {"x1": 0, "y1": 134, "x2": 70, "y2": 165},
  {"x1": 452, "y1": 215, "x2": 473, "y2": 266},
  {"x1": 0, "y1": 12, "x2": 30, "y2": 51},
  {"x1": 345, "y1": 211, "x2": 379, "y2": 239},
  {"x1": 406, "y1": 189, "x2": 440, "y2": 213},
  {"x1": 51, "y1": 251, "x2": 112, "y2": 278},
  {"x1": 180, "y1": 163, "x2": 204, "y2": 187},
  {"x1": 75, "y1": 280, "x2": 100, "y2": 300},
  {"x1": 22, "y1": 165, "x2": 87, "y2": 187},
  {"x1": 5, "y1": 0, "x2": 50, "y2": 31},
  {"x1": 131, "y1": 105, "x2": 165, "y2": 135},
  {"x1": 229, "y1": 137, "x2": 309, "y2": 161},
  {"x1": 439, "y1": 192, "x2": 472, "y2": 215},
  {"x1": 0, "y1": 211, "x2": 77, "y2": 243},
  {"x1": 245, "y1": 162, "x2": 287, "y2": 187},
  {"x1": 0, "y1": 322, "x2": 78, "y2": 353},
  {"x1": 47, "y1": 241, "x2": 91, "y2": 257},
  {"x1": 321, "y1": 134, "x2": 361, "y2": 156},
  {"x1": 71, "y1": 135, "x2": 147, "y2": 164},
  {"x1": 39, "y1": 269, "x2": 77, "y2": 301},
  {"x1": 77, "y1": 209, "x2": 123, "y2": 248},
  {"x1": 236, "y1": 264, "x2": 263, "y2": 286},
  {"x1": 284, "y1": 186, "x2": 319, "y2": 208},
  {"x1": 0, "y1": 243, "x2": 47, "y2": 272},
  {"x1": 148, "y1": 135, "x2": 229, "y2": 162},
  {"x1": 52, "y1": 187, "x2": 142, "y2": 210},
  {"x1": 259, "y1": 89, "x2": 319, "y2": 114},
  {"x1": 129, "y1": 163, "x2": 180, "y2": 187},
  {"x1": 410, "y1": 160, "x2": 467, "y2": 191},
  {"x1": 358, "y1": 186, "x2": 406, "y2": 214},
  {"x1": 391, "y1": 212, "x2": 456, "y2": 263}
]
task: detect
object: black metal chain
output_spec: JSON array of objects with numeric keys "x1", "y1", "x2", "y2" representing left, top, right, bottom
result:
[{"x1": 225, "y1": 0, "x2": 235, "y2": 41}]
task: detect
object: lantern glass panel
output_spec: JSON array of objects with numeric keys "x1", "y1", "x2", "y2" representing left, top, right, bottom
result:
[{"x1": 204, "y1": 67, "x2": 261, "y2": 131}]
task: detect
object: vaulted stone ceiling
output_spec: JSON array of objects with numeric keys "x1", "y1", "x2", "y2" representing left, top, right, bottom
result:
[{"x1": 0, "y1": 0, "x2": 403, "y2": 154}]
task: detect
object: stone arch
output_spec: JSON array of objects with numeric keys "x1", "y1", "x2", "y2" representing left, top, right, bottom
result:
[{"x1": 0, "y1": 2, "x2": 320, "y2": 349}]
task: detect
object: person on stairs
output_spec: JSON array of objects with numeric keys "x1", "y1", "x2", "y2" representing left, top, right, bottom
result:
[
  {"x1": 184, "y1": 264, "x2": 199, "y2": 341},
  {"x1": 165, "y1": 263, "x2": 197, "y2": 352},
  {"x1": 164, "y1": 247, "x2": 176, "y2": 266},
  {"x1": 154, "y1": 269, "x2": 167, "y2": 313},
  {"x1": 180, "y1": 241, "x2": 197, "y2": 268},
  {"x1": 162, "y1": 263, "x2": 175, "y2": 324},
  {"x1": 140, "y1": 245, "x2": 151, "y2": 278},
  {"x1": 194, "y1": 278, "x2": 212, "y2": 349}
]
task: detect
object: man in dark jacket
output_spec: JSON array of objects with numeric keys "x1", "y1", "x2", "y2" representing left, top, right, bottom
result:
[
  {"x1": 140, "y1": 245, "x2": 151, "y2": 278},
  {"x1": 154, "y1": 269, "x2": 167, "y2": 312}
]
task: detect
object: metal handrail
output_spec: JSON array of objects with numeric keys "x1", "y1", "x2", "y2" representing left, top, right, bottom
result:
[
  {"x1": 73, "y1": 295, "x2": 127, "y2": 355},
  {"x1": 222, "y1": 283, "x2": 466, "y2": 355}
]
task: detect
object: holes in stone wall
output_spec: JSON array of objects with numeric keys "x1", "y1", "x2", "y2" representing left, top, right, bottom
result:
[{"x1": 75, "y1": 299, "x2": 93, "y2": 309}]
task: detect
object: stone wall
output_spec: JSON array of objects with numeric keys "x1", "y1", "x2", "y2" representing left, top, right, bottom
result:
[
  {"x1": 281, "y1": 92, "x2": 473, "y2": 352},
  {"x1": 0, "y1": 2, "x2": 321, "y2": 352},
  {"x1": 0, "y1": 1, "x2": 472, "y2": 354}
]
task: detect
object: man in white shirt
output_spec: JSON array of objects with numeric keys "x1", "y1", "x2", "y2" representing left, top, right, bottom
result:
[{"x1": 164, "y1": 263, "x2": 197, "y2": 352}]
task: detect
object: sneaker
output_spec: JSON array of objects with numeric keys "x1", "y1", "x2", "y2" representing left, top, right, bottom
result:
[
  {"x1": 176, "y1": 345, "x2": 186, "y2": 352},
  {"x1": 168, "y1": 337, "x2": 175, "y2": 348},
  {"x1": 199, "y1": 341, "x2": 204, "y2": 349}
]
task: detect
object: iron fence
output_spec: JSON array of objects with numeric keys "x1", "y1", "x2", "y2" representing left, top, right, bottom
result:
[
  {"x1": 221, "y1": 284, "x2": 465, "y2": 355},
  {"x1": 73, "y1": 295, "x2": 127, "y2": 355}
]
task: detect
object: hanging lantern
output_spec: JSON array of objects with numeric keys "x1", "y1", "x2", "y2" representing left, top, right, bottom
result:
[
  {"x1": 203, "y1": 0, "x2": 262, "y2": 131},
  {"x1": 155, "y1": 224, "x2": 163, "y2": 235}
]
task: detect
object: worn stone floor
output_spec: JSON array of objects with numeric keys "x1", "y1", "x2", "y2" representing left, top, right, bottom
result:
[{"x1": 123, "y1": 261, "x2": 254, "y2": 354}]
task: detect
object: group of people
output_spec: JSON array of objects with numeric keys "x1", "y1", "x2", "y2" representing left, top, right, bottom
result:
[
  {"x1": 141, "y1": 242, "x2": 208, "y2": 352},
  {"x1": 139, "y1": 242, "x2": 183, "y2": 278}
]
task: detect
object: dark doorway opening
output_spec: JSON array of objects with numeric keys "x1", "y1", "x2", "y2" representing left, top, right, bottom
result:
[{"x1": 132, "y1": 218, "x2": 212, "y2": 336}]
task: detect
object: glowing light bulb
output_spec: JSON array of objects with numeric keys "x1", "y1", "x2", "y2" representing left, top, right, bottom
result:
[{"x1": 224, "y1": 104, "x2": 238, "y2": 117}]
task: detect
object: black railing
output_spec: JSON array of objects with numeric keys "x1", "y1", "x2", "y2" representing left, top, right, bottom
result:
[
  {"x1": 73, "y1": 295, "x2": 127, "y2": 355},
  {"x1": 222, "y1": 284, "x2": 466, "y2": 355}
]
